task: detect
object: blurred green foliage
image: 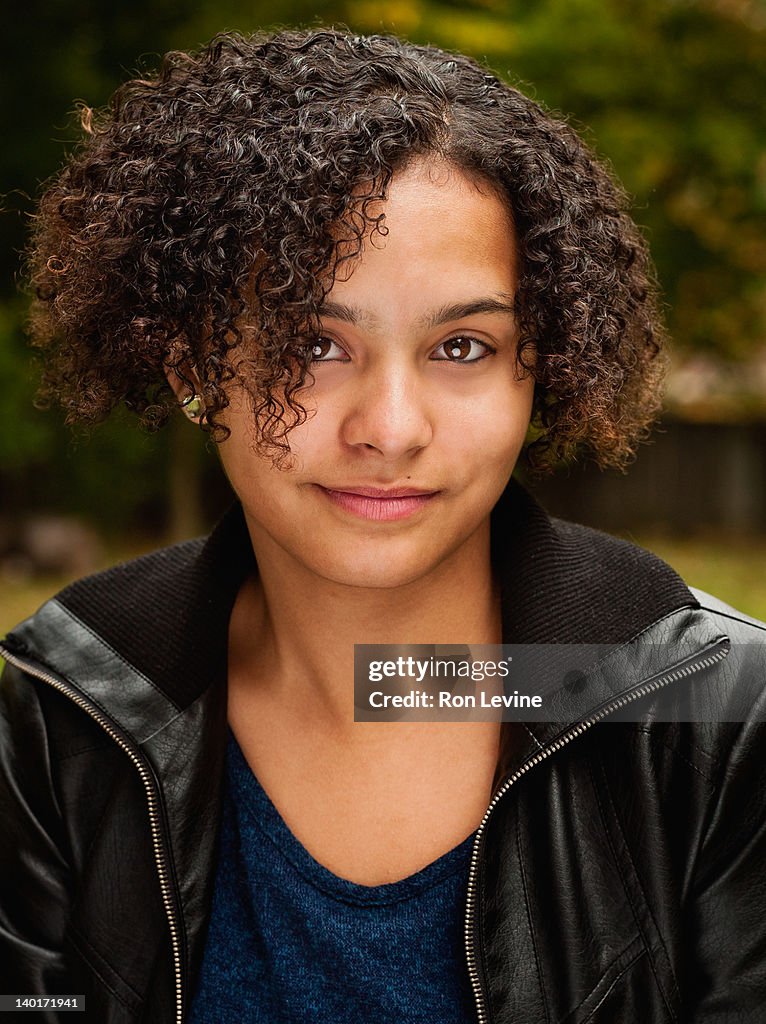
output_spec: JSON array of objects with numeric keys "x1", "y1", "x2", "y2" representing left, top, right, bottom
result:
[{"x1": 1, "y1": 0, "x2": 764, "y2": 530}]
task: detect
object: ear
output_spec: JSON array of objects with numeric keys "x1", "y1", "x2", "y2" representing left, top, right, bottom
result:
[
  {"x1": 163, "y1": 362, "x2": 206, "y2": 422},
  {"x1": 163, "y1": 363, "x2": 194, "y2": 404}
]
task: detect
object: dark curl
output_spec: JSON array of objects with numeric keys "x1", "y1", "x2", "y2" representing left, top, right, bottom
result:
[{"x1": 26, "y1": 27, "x2": 667, "y2": 470}]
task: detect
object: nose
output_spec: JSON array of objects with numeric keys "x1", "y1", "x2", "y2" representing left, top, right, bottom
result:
[{"x1": 340, "y1": 360, "x2": 433, "y2": 458}]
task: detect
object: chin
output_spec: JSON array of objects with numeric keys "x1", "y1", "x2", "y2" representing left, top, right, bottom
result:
[{"x1": 311, "y1": 548, "x2": 441, "y2": 590}]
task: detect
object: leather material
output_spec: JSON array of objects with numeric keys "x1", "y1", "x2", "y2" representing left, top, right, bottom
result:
[
  {"x1": 2, "y1": 497, "x2": 766, "y2": 1022},
  {"x1": 476, "y1": 610, "x2": 766, "y2": 1023}
]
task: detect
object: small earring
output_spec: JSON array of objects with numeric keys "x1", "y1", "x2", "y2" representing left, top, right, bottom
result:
[{"x1": 180, "y1": 393, "x2": 204, "y2": 420}]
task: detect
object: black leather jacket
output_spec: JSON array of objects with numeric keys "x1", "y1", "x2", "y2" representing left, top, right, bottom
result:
[{"x1": 2, "y1": 483, "x2": 765, "y2": 1023}]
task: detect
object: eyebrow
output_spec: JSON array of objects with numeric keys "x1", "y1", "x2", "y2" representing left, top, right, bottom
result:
[{"x1": 317, "y1": 294, "x2": 517, "y2": 330}]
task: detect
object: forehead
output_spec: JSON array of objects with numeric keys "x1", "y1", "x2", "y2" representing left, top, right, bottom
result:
[
  {"x1": 364, "y1": 157, "x2": 514, "y2": 247},
  {"x1": 327, "y1": 157, "x2": 518, "y2": 316}
]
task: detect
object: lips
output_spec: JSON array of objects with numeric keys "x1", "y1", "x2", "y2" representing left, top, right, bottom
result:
[
  {"x1": 327, "y1": 485, "x2": 436, "y2": 498},
  {"x1": 316, "y1": 484, "x2": 439, "y2": 521}
]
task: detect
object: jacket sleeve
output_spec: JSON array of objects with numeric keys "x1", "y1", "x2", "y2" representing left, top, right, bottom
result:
[
  {"x1": 683, "y1": 681, "x2": 766, "y2": 1021},
  {"x1": 0, "y1": 658, "x2": 72, "y2": 1000}
]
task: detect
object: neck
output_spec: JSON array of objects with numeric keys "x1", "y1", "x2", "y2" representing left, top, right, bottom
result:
[{"x1": 228, "y1": 515, "x2": 500, "y2": 724}]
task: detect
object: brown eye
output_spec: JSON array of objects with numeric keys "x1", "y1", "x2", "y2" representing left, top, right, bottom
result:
[
  {"x1": 447, "y1": 339, "x2": 471, "y2": 360},
  {"x1": 308, "y1": 338, "x2": 348, "y2": 362},
  {"x1": 432, "y1": 337, "x2": 492, "y2": 362},
  {"x1": 311, "y1": 339, "x2": 332, "y2": 359}
]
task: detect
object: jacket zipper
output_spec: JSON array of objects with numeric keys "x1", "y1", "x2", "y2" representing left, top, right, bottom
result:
[
  {"x1": 463, "y1": 636, "x2": 731, "y2": 1024},
  {"x1": 1, "y1": 633, "x2": 731, "y2": 1024},
  {"x1": 0, "y1": 645, "x2": 185, "y2": 1024}
]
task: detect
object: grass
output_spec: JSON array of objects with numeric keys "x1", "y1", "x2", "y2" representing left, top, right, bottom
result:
[
  {"x1": 630, "y1": 533, "x2": 766, "y2": 623},
  {"x1": 1, "y1": 534, "x2": 765, "y2": 654},
  {"x1": 1, "y1": 576, "x2": 80, "y2": 636}
]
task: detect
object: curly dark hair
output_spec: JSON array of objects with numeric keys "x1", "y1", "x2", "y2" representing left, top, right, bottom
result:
[{"x1": 26, "y1": 27, "x2": 668, "y2": 471}]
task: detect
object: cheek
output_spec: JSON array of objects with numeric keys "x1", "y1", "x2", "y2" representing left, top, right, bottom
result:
[
  {"x1": 267, "y1": 407, "x2": 336, "y2": 471},
  {"x1": 215, "y1": 409, "x2": 287, "y2": 500},
  {"x1": 444, "y1": 380, "x2": 534, "y2": 463},
  {"x1": 217, "y1": 442, "x2": 268, "y2": 502}
]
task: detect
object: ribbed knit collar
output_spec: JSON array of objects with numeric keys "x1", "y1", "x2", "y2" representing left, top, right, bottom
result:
[{"x1": 491, "y1": 480, "x2": 696, "y2": 645}]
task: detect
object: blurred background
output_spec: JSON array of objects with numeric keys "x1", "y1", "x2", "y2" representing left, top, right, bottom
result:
[{"x1": 1, "y1": 0, "x2": 765, "y2": 633}]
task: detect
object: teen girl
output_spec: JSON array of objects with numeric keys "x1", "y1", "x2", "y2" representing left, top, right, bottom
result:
[{"x1": 2, "y1": 28, "x2": 765, "y2": 1023}]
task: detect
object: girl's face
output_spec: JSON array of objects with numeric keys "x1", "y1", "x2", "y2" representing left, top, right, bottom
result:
[{"x1": 217, "y1": 158, "x2": 535, "y2": 589}]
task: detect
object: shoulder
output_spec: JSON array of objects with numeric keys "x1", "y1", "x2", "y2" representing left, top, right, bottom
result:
[
  {"x1": 550, "y1": 513, "x2": 766, "y2": 647},
  {"x1": 3, "y1": 534, "x2": 207, "y2": 651},
  {"x1": 2, "y1": 502, "x2": 253, "y2": 711},
  {"x1": 689, "y1": 586, "x2": 766, "y2": 638},
  {"x1": 542, "y1": 517, "x2": 766, "y2": 761}
]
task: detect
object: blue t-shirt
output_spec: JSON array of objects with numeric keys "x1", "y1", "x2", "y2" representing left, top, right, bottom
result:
[{"x1": 188, "y1": 728, "x2": 477, "y2": 1023}]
